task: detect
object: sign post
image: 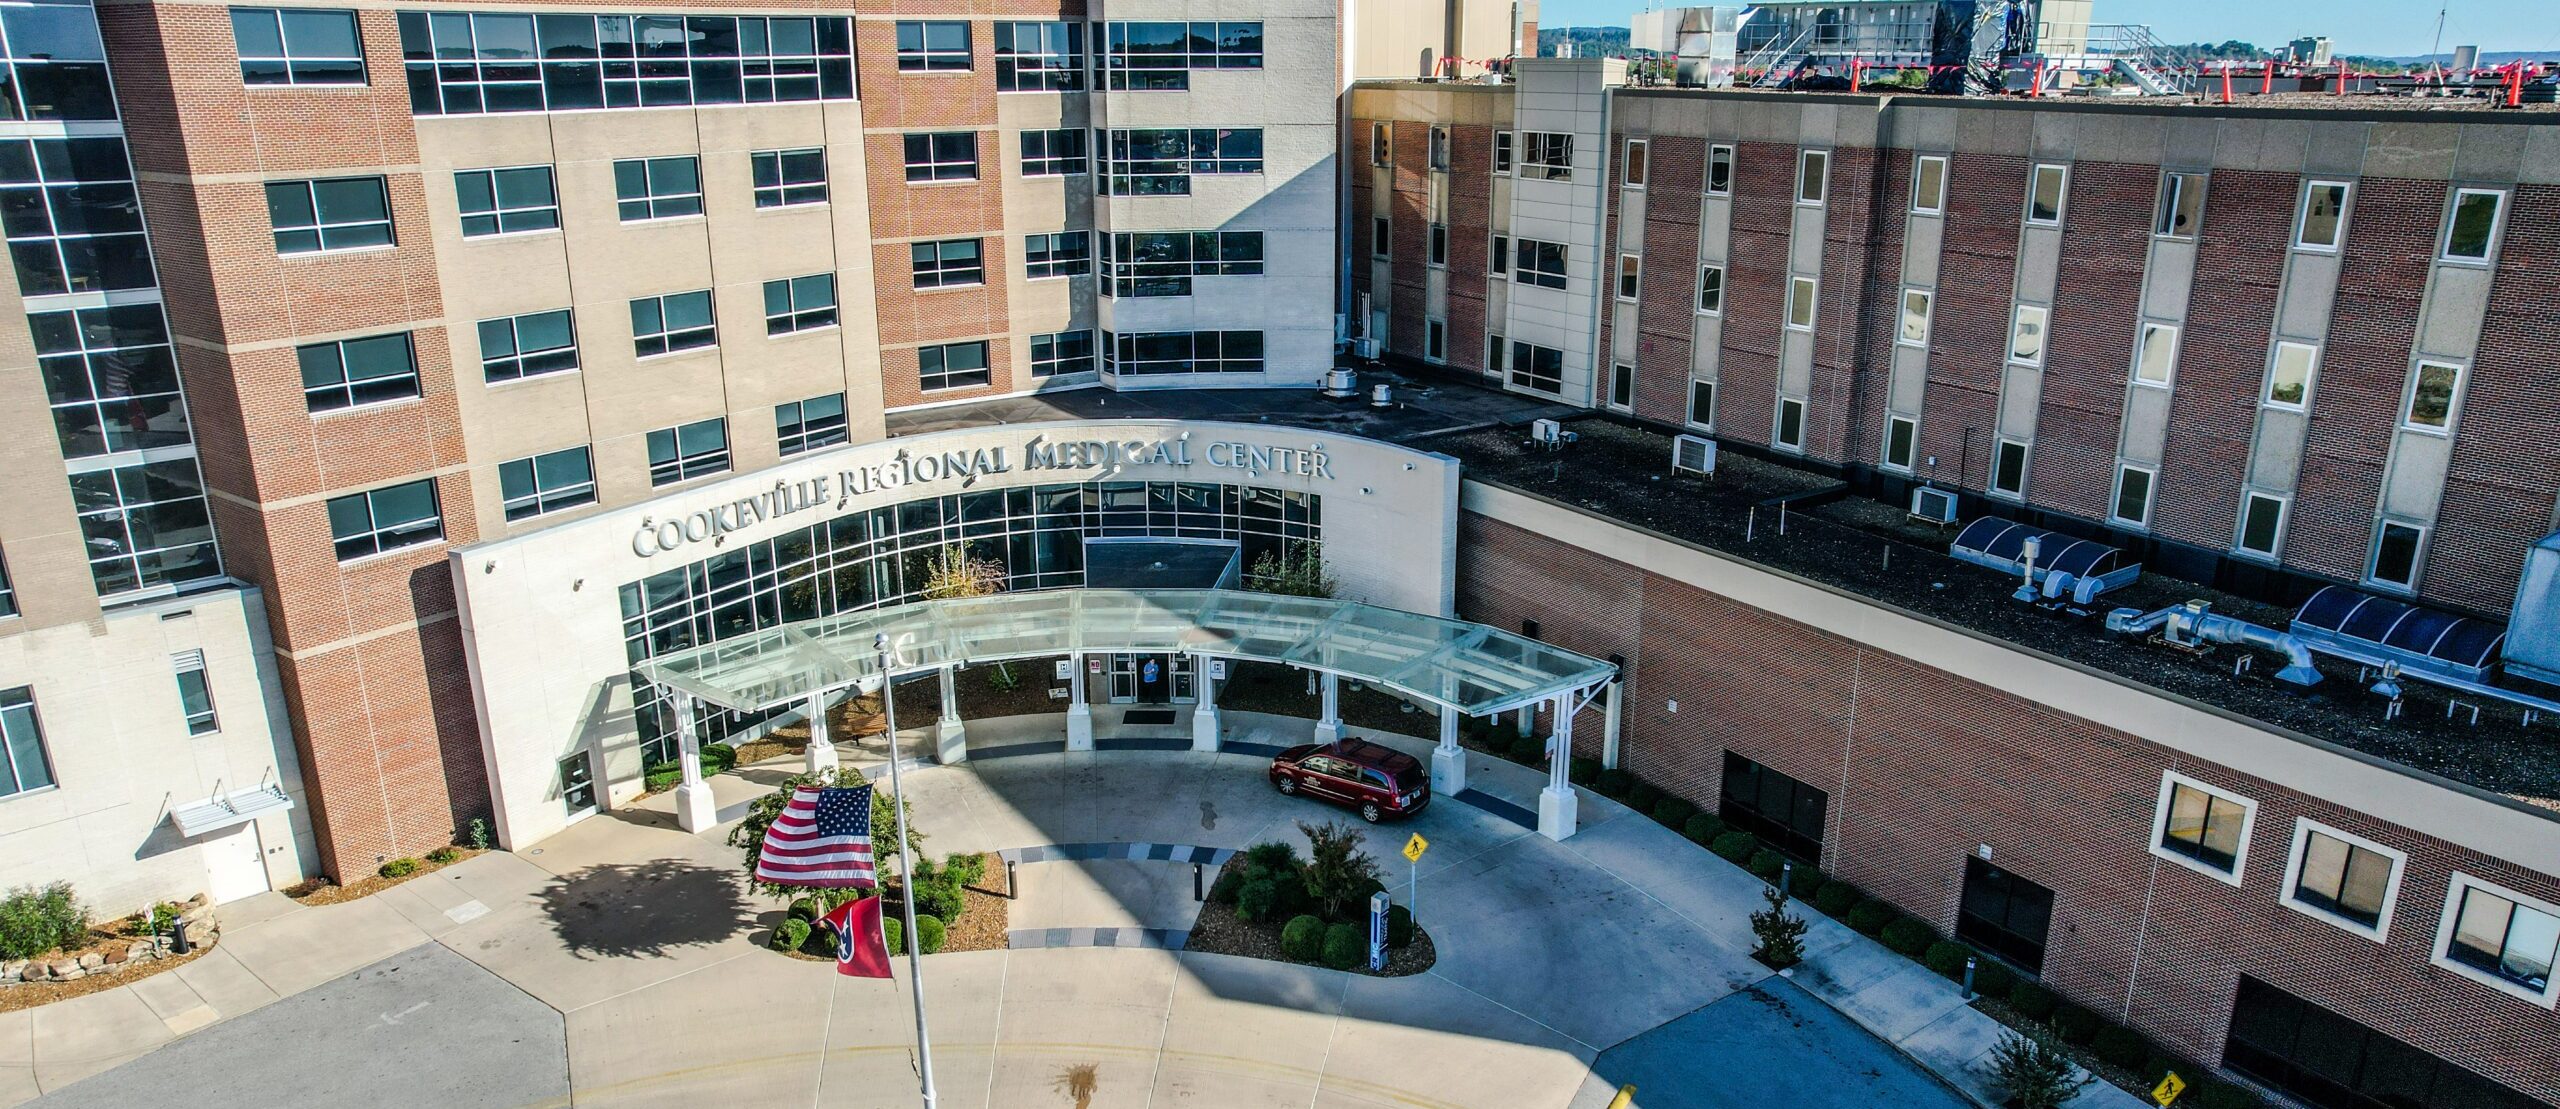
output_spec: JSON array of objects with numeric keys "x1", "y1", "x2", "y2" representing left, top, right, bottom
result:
[
  {"x1": 1401, "y1": 833, "x2": 1429, "y2": 918},
  {"x1": 2152, "y1": 1072, "x2": 2186, "y2": 1106},
  {"x1": 1368, "y1": 891, "x2": 1389, "y2": 972}
]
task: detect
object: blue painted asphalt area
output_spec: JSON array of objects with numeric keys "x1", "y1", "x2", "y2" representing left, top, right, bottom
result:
[{"x1": 1590, "y1": 975, "x2": 1972, "y2": 1109}]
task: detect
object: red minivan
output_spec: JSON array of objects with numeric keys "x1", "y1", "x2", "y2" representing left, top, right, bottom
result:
[{"x1": 1268, "y1": 739, "x2": 1429, "y2": 822}]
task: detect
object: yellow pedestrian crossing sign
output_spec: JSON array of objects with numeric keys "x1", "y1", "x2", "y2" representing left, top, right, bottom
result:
[
  {"x1": 2152, "y1": 1071, "x2": 2186, "y2": 1106},
  {"x1": 1403, "y1": 833, "x2": 1429, "y2": 862}
]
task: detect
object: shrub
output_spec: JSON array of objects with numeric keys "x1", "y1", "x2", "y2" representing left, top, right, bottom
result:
[
  {"x1": 1682, "y1": 813, "x2": 1726, "y2": 845},
  {"x1": 1320, "y1": 922, "x2": 1365, "y2": 970},
  {"x1": 942, "y1": 852, "x2": 987, "y2": 886},
  {"x1": 1209, "y1": 866, "x2": 1246, "y2": 904},
  {"x1": 1508, "y1": 735, "x2": 1547, "y2": 765},
  {"x1": 1236, "y1": 879, "x2": 1278, "y2": 922},
  {"x1": 1791, "y1": 875, "x2": 1828, "y2": 906},
  {"x1": 1650, "y1": 798, "x2": 1696, "y2": 829},
  {"x1": 1244, "y1": 841, "x2": 1300, "y2": 873},
  {"x1": 1844, "y1": 900, "x2": 1894, "y2": 936},
  {"x1": 884, "y1": 916, "x2": 904, "y2": 956},
  {"x1": 426, "y1": 847, "x2": 460, "y2": 865},
  {"x1": 914, "y1": 915, "x2": 947, "y2": 955},
  {"x1": 1299, "y1": 821, "x2": 1382, "y2": 921},
  {"x1": 1386, "y1": 904, "x2": 1414, "y2": 948},
  {"x1": 1625, "y1": 783, "x2": 1664, "y2": 813},
  {"x1": 1594, "y1": 769, "x2": 1635, "y2": 798},
  {"x1": 2092, "y1": 1023, "x2": 2150, "y2": 1071},
  {"x1": 2191, "y1": 1079, "x2": 2262, "y2": 1109},
  {"x1": 1708, "y1": 831, "x2": 1757, "y2": 864},
  {"x1": 772, "y1": 918, "x2": 811, "y2": 953},
  {"x1": 1268, "y1": 872, "x2": 1313, "y2": 920},
  {"x1": 1749, "y1": 887, "x2": 1808, "y2": 969},
  {"x1": 1280, "y1": 915, "x2": 1326, "y2": 961},
  {"x1": 1972, "y1": 960, "x2": 2019, "y2": 1003},
  {"x1": 1923, "y1": 941, "x2": 1972, "y2": 979},
  {"x1": 1880, "y1": 917, "x2": 1935, "y2": 957},
  {"x1": 0, "y1": 883, "x2": 88, "y2": 961},
  {"x1": 467, "y1": 818, "x2": 493, "y2": 851},
  {"x1": 1988, "y1": 1027, "x2": 2093, "y2": 1109},
  {"x1": 1745, "y1": 849, "x2": 1785, "y2": 881},
  {"x1": 2009, "y1": 981, "x2": 2059, "y2": 1020},
  {"x1": 378, "y1": 857, "x2": 420, "y2": 879},
  {"x1": 1812, "y1": 882, "x2": 1860, "y2": 918},
  {"x1": 804, "y1": 925, "x2": 837, "y2": 958},
  {"x1": 2052, "y1": 1004, "x2": 2099, "y2": 1046},
  {"x1": 788, "y1": 897, "x2": 822, "y2": 923},
  {"x1": 912, "y1": 876, "x2": 966, "y2": 924},
  {"x1": 1569, "y1": 757, "x2": 1601, "y2": 786}
]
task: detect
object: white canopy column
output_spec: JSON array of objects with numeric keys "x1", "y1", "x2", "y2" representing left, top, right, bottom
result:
[
  {"x1": 935, "y1": 667, "x2": 968, "y2": 764},
  {"x1": 1191, "y1": 652, "x2": 1221, "y2": 752},
  {"x1": 669, "y1": 691, "x2": 716, "y2": 833},
  {"x1": 1601, "y1": 678, "x2": 1623, "y2": 769},
  {"x1": 1065, "y1": 652, "x2": 1094, "y2": 751},
  {"x1": 1538, "y1": 693, "x2": 1578, "y2": 841},
  {"x1": 804, "y1": 691, "x2": 838, "y2": 775},
  {"x1": 1314, "y1": 672, "x2": 1342, "y2": 744},
  {"x1": 1433, "y1": 708, "x2": 1466, "y2": 795}
]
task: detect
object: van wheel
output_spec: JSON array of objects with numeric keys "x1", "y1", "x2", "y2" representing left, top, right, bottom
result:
[{"x1": 1360, "y1": 802, "x2": 1382, "y2": 823}]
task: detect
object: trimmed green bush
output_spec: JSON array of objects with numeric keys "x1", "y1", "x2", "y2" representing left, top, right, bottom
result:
[
  {"x1": 1569, "y1": 757, "x2": 1601, "y2": 786},
  {"x1": 2190, "y1": 1079, "x2": 2262, "y2": 1109},
  {"x1": 1625, "y1": 782, "x2": 1664, "y2": 812},
  {"x1": 425, "y1": 847, "x2": 460, "y2": 865},
  {"x1": 788, "y1": 897, "x2": 822, "y2": 923},
  {"x1": 2009, "y1": 981, "x2": 2059, "y2": 1020},
  {"x1": 1594, "y1": 769, "x2": 1635, "y2": 797},
  {"x1": 942, "y1": 852, "x2": 987, "y2": 886},
  {"x1": 1790, "y1": 875, "x2": 1827, "y2": 905},
  {"x1": 0, "y1": 883, "x2": 89, "y2": 960},
  {"x1": 804, "y1": 925, "x2": 836, "y2": 958},
  {"x1": 915, "y1": 915, "x2": 947, "y2": 955},
  {"x1": 1236, "y1": 879, "x2": 1278, "y2": 922},
  {"x1": 1320, "y1": 922, "x2": 1364, "y2": 970},
  {"x1": 1386, "y1": 904, "x2": 1414, "y2": 948},
  {"x1": 1813, "y1": 881, "x2": 1860, "y2": 918},
  {"x1": 1508, "y1": 735, "x2": 1547, "y2": 765},
  {"x1": 1972, "y1": 960, "x2": 2019, "y2": 1004},
  {"x1": 1269, "y1": 872, "x2": 1314, "y2": 920},
  {"x1": 1708, "y1": 831, "x2": 1757, "y2": 864},
  {"x1": 884, "y1": 916, "x2": 904, "y2": 955},
  {"x1": 772, "y1": 918, "x2": 810, "y2": 953},
  {"x1": 2052, "y1": 1004, "x2": 2099, "y2": 1046},
  {"x1": 1745, "y1": 848, "x2": 1785, "y2": 881},
  {"x1": 1209, "y1": 866, "x2": 1246, "y2": 904},
  {"x1": 1280, "y1": 914, "x2": 1325, "y2": 961},
  {"x1": 378, "y1": 857, "x2": 420, "y2": 879},
  {"x1": 1650, "y1": 798, "x2": 1697, "y2": 829},
  {"x1": 1682, "y1": 812, "x2": 1726, "y2": 845},
  {"x1": 1844, "y1": 900, "x2": 1894, "y2": 936},
  {"x1": 1923, "y1": 941, "x2": 1972, "y2": 979},
  {"x1": 913, "y1": 876, "x2": 966, "y2": 923},
  {"x1": 1880, "y1": 917, "x2": 1935, "y2": 957},
  {"x1": 1245, "y1": 841, "x2": 1301, "y2": 872},
  {"x1": 2092, "y1": 1024, "x2": 2149, "y2": 1071}
]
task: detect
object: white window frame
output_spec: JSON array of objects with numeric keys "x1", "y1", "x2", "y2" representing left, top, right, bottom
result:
[
  {"x1": 1706, "y1": 144, "x2": 1734, "y2": 197},
  {"x1": 454, "y1": 165, "x2": 560, "y2": 239},
  {"x1": 1428, "y1": 125, "x2": 1449, "y2": 172},
  {"x1": 1796, "y1": 149, "x2": 1828, "y2": 206},
  {"x1": 2402, "y1": 358, "x2": 2464, "y2": 434},
  {"x1": 2235, "y1": 491, "x2": 2289, "y2": 559},
  {"x1": 1428, "y1": 222, "x2": 1448, "y2": 269},
  {"x1": 1622, "y1": 138, "x2": 1648, "y2": 190},
  {"x1": 2265, "y1": 341, "x2": 2318, "y2": 410},
  {"x1": 1492, "y1": 130, "x2": 1513, "y2": 175},
  {"x1": 1911, "y1": 154, "x2": 1947, "y2": 215},
  {"x1": 2367, "y1": 519, "x2": 2429, "y2": 592},
  {"x1": 612, "y1": 156, "x2": 702, "y2": 223},
  {"x1": 1687, "y1": 378, "x2": 1716, "y2": 428},
  {"x1": 1883, "y1": 415, "x2": 1918, "y2": 472},
  {"x1": 2279, "y1": 818, "x2": 2406, "y2": 943},
  {"x1": 2111, "y1": 463, "x2": 2157, "y2": 527},
  {"x1": 893, "y1": 20, "x2": 971, "y2": 71},
  {"x1": 2440, "y1": 187, "x2": 2508, "y2": 263},
  {"x1": 173, "y1": 650, "x2": 218, "y2": 735},
  {"x1": 2149, "y1": 770, "x2": 2257, "y2": 887},
  {"x1": 1786, "y1": 276, "x2": 1817, "y2": 331},
  {"x1": 1371, "y1": 217, "x2": 1389, "y2": 259},
  {"x1": 2131, "y1": 321, "x2": 2178, "y2": 387},
  {"x1": 2296, "y1": 180, "x2": 2351, "y2": 252},
  {"x1": 2156, "y1": 171, "x2": 2204, "y2": 239},
  {"x1": 2026, "y1": 163, "x2": 2068, "y2": 226},
  {"x1": 1370, "y1": 122, "x2": 1390, "y2": 167},
  {"x1": 1489, "y1": 233, "x2": 1508, "y2": 275},
  {"x1": 1898, "y1": 288, "x2": 1932, "y2": 347},
  {"x1": 1774, "y1": 396, "x2": 1806, "y2": 451},
  {"x1": 2431, "y1": 871, "x2": 2560, "y2": 1008},
  {"x1": 1608, "y1": 363, "x2": 1634, "y2": 412},
  {"x1": 1616, "y1": 253, "x2": 1640, "y2": 302},
  {"x1": 2008, "y1": 303, "x2": 2048, "y2": 366},
  {"x1": 1990, "y1": 438, "x2": 2029, "y2": 498},
  {"x1": 1696, "y1": 263, "x2": 1724, "y2": 315},
  {"x1": 1424, "y1": 318, "x2": 1445, "y2": 364}
]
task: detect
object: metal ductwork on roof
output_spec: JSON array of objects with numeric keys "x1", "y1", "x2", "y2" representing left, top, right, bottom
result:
[
  {"x1": 1948, "y1": 517, "x2": 2140, "y2": 606},
  {"x1": 2105, "y1": 600, "x2": 2324, "y2": 687}
]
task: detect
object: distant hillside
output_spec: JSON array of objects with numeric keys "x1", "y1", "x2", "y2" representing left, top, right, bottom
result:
[{"x1": 1539, "y1": 26, "x2": 1630, "y2": 58}]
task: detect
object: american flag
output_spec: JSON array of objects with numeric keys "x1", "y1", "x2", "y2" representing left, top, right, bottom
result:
[{"x1": 754, "y1": 785, "x2": 878, "y2": 887}]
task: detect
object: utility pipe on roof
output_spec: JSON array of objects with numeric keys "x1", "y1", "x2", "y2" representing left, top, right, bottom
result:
[{"x1": 2104, "y1": 601, "x2": 2324, "y2": 687}]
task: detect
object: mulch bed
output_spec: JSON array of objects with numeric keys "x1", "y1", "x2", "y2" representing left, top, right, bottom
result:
[
  {"x1": 283, "y1": 847, "x2": 489, "y2": 906},
  {"x1": 776, "y1": 851, "x2": 1012, "y2": 961},
  {"x1": 1969, "y1": 992, "x2": 2162, "y2": 1104},
  {"x1": 1219, "y1": 661, "x2": 1442, "y2": 737},
  {"x1": 1182, "y1": 857, "x2": 1436, "y2": 977}
]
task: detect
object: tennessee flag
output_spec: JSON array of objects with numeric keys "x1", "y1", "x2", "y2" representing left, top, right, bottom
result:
[{"x1": 822, "y1": 896, "x2": 892, "y2": 979}]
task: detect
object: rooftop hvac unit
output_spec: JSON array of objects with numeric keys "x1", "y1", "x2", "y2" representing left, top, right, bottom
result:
[
  {"x1": 1352, "y1": 338, "x2": 1381, "y2": 360},
  {"x1": 1530, "y1": 418, "x2": 1563, "y2": 445},
  {"x1": 1909, "y1": 486, "x2": 1960, "y2": 525},
  {"x1": 1671, "y1": 433, "x2": 1717, "y2": 476},
  {"x1": 1321, "y1": 367, "x2": 1359, "y2": 397}
]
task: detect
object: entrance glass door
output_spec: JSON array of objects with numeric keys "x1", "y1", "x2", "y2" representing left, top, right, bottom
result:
[
  {"x1": 560, "y1": 751, "x2": 597, "y2": 818},
  {"x1": 1108, "y1": 654, "x2": 1197, "y2": 705}
]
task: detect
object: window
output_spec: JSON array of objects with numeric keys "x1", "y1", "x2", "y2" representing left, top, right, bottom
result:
[
  {"x1": 299, "y1": 332, "x2": 418, "y2": 412},
  {"x1": 2267, "y1": 342, "x2": 2317, "y2": 408},
  {"x1": 2370, "y1": 521, "x2": 2425, "y2": 589},
  {"x1": 1912, "y1": 154, "x2": 1946, "y2": 214},
  {"x1": 1508, "y1": 341, "x2": 1563, "y2": 395},
  {"x1": 1370, "y1": 122, "x2": 1389, "y2": 167},
  {"x1": 1514, "y1": 239, "x2": 1567, "y2": 289},
  {"x1": 2152, "y1": 771, "x2": 2254, "y2": 882},
  {"x1": 30, "y1": 303, "x2": 187, "y2": 459},
  {"x1": 2443, "y1": 188, "x2": 2505, "y2": 261},
  {"x1": 1020, "y1": 129, "x2": 1087, "y2": 176},
  {"x1": 1370, "y1": 217, "x2": 1389, "y2": 259},
  {"x1": 1786, "y1": 276, "x2": 1817, "y2": 330},
  {"x1": 1688, "y1": 379, "x2": 1716, "y2": 427},
  {"x1": 399, "y1": 13, "x2": 857, "y2": 116},
  {"x1": 1100, "y1": 230, "x2": 1260, "y2": 298},
  {"x1": 1795, "y1": 149, "x2": 1830, "y2": 205},
  {"x1": 0, "y1": 551, "x2": 13, "y2": 619},
  {"x1": 1103, "y1": 330, "x2": 1263, "y2": 376},
  {"x1": 1719, "y1": 751, "x2": 1827, "y2": 862},
  {"x1": 1706, "y1": 144, "x2": 1732, "y2": 196},
  {"x1": 2237, "y1": 493, "x2": 2286, "y2": 557},
  {"x1": 1097, "y1": 21, "x2": 1261, "y2": 90},
  {"x1": 773, "y1": 395, "x2": 846, "y2": 457},
  {"x1": 751, "y1": 148, "x2": 827, "y2": 208},
  {"x1": 1429, "y1": 126, "x2": 1449, "y2": 171},
  {"x1": 1991, "y1": 439, "x2": 2028, "y2": 496},
  {"x1": 631, "y1": 289, "x2": 715, "y2": 357},
  {"x1": 1030, "y1": 329, "x2": 1093, "y2": 377},
  {"x1": 1492, "y1": 130, "x2": 1513, "y2": 175},
  {"x1": 910, "y1": 239, "x2": 983, "y2": 290},
  {"x1": 894, "y1": 20, "x2": 969, "y2": 71},
  {"x1": 2132, "y1": 322, "x2": 2177, "y2": 386},
  {"x1": 2435, "y1": 874, "x2": 2560, "y2": 1004},
  {"x1": 265, "y1": 176, "x2": 391, "y2": 254},
  {"x1": 1774, "y1": 398, "x2": 1805, "y2": 450},
  {"x1": 903, "y1": 132, "x2": 978, "y2": 182},
  {"x1": 1487, "y1": 334, "x2": 1505, "y2": 376},
  {"x1": 2298, "y1": 181, "x2": 2349, "y2": 250},
  {"x1": 478, "y1": 309, "x2": 577, "y2": 383},
  {"x1": 1898, "y1": 289, "x2": 1931, "y2": 346},
  {"x1": 2008, "y1": 304, "x2": 2047, "y2": 365},
  {"x1": 613, "y1": 156, "x2": 700, "y2": 221},
  {"x1": 0, "y1": 2, "x2": 111, "y2": 122},
  {"x1": 1608, "y1": 363, "x2": 1632, "y2": 409},
  {"x1": 1696, "y1": 264, "x2": 1723, "y2": 314},
  {"x1": 1425, "y1": 319, "x2": 1446, "y2": 363},
  {"x1": 1622, "y1": 139, "x2": 1647, "y2": 188},
  {"x1": 69, "y1": 460, "x2": 221, "y2": 596},
  {"x1": 2405, "y1": 360, "x2": 2461, "y2": 430},
  {"x1": 0, "y1": 688, "x2": 53, "y2": 797},
  {"x1": 646, "y1": 418, "x2": 729, "y2": 485},
  {"x1": 2112, "y1": 465, "x2": 2154, "y2": 526},
  {"x1": 1884, "y1": 416, "x2": 1917, "y2": 471},
  {"x1": 2226, "y1": 976, "x2": 2549, "y2": 1109},
  {"x1": 2026, "y1": 163, "x2": 2067, "y2": 224},
  {"x1": 1519, "y1": 132, "x2": 1572, "y2": 180},
  {"x1": 0, "y1": 137, "x2": 155, "y2": 295},
  {"x1": 326, "y1": 478, "x2": 442, "y2": 560},
  {"x1": 1958, "y1": 858, "x2": 2053, "y2": 975},
  {"x1": 172, "y1": 651, "x2": 217, "y2": 735},
  {"x1": 1429, "y1": 223, "x2": 1448, "y2": 268},
  {"x1": 1024, "y1": 231, "x2": 1090, "y2": 279},
  {"x1": 2280, "y1": 820, "x2": 2403, "y2": 939},
  {"x1": 455, "y1": 166, "x2": 558, "y2": 237},
  {"x1": 918, "y1": 340, "x2": 991, "y2": 391},
  {"x1": 1490, "y1": 234, "x2": 1509, "y2": 275},
  {"x1": 994, "y1": 21, "x2": 1081, "y2": 90},
  {"x1": 497, "y1": 446, "x2": 596, "y2": 520},
  {"x1": 1098, "y1": 127, "x2": 1261, "y2": 195},
  {"x1": 1616, "y1": 253, "x2": 1639, "y2": 300},
  {"x1": 232, "y1": 7, "x2": 364, "y2": 86},
  {"x1": 763, "y1": 273, "x2": 836, "y2": 334},
  {"x1": 2157, "y1": 172, "x2": 2204, "y2": 238}
]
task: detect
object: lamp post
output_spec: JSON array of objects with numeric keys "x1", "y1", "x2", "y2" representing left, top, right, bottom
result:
[{"x1": 876, "y1": 632, "x2": 939, "y2": 1109}]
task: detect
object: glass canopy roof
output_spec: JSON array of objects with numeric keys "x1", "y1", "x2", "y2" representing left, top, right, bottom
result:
[{"x1": 637, "y1": 588, "x2": 1616, "y2": 718}]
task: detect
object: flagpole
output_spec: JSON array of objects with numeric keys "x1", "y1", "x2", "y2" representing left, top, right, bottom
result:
[{"x1": 876, "y1": 633, "x2": 939, "y2": 1109}]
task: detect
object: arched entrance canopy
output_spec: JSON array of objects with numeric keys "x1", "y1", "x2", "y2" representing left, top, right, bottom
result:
[{"x1": 636, "y1": 588, "x2": 1615, "y2": 718}]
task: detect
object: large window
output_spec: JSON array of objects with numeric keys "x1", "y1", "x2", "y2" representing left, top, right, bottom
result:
[
  {"x1": 2436, "y1": 875, "x2": 2560, "y2": 1004},
  {"x1": 613, "y1": 156, "x2": 700, "y2": 221},
  {"x1": 903, "y1": 132, "x2": 978, "y2": 182},
  {"x1": 2228, "y1": 976, "x2": 2546, "y2": 1109},
  {"x1": 326, "y1": 478, "x2": 442, "y2": 560},
  {"x1": 1508, "y1": 342, "x2": 1563, "y2": 395},
  {"x1": 995, "y1": 21, "x2": 1081, "y2": 90},
  {"x1": 1719, "y1": 751, "x2": 1826, "y2": 862},
  {"x1": 1100, "y1": 230, "x2": 1261, "y2": 298},
  {"x1": 762, "y1": 273, "x2": 836, "y2": 334},
  {"x1": 173, "y1": 650, "x2": 217, "y2": 735},
  {"x1": 68, "y1": 459, "x2": 220, "y2": 596},
  {"x1": 399, "y1": 12, "x2": 857, "y2": 115},
  {"x1": 910, "y1": 239, "x2": 983, "y2": 289},
  {"x1": 1024, "y1": 231, "x2": 1090, "y2": 279},
  {"x1": 234, "y1": 8, "x2": 366, "y2": 86},
  {"x1": 0, "y1": 1, "x2": 112, "y2": 121},
  {"x1": 31, "y1": 303, "x2": 187, "y2": 459},
  {"x1": 299, "y1": 332, "x2": 419, "y2": 412},
  {"x1": 647, "y1": 418, "x2": 728, "y2": 485},
  {"x1": 1519, "y1": 131, "x2": 1572, "y2": 180},
  {"x1": 774, "y1": 394, "x2": 846, "y2": 457},
  {"x1": 2297, "y1": 180, "x2": 2350, "y2": 251},
  {"x1": 1796, "y1": 149, "x2": 1827, "y2": 205},
  {"x1": 0, "y1": 687, "x2": 53, "y2": 797},
  {"x1": 917, "y1": 341, "x2": 990, "y2": 392},
  {"x1": 2442, "y1": 188, "x2": 2505, "y2": 262},
  {"x1": 1, "y1": 137, "x2": 155, "y2": 295},
  {"x1": 631, "y1": 289, "x2": 715, "y2": 357},
  {"x1": 1097, "y1": 22, "x2": 1261, "y2": 90},
  {"x1": 2280, "y1": 819, "x2": 2402, "y2": 939},
  {"x1": 751, "y1": 148, "x2": 826, "y2": 208},
  {"x1": 1513, "y1": 239, "x2": 1567, "y2": 290},
  {"x1": 497, "y1": 446, "x2": 595, "y2": 520},
  {"x1": 2152, "y1": 771, "x2": 2254, "y2": 882},
  {"x1": 1030, "y1": 329, "x2": 1093, "y2": 377},
  {"x1": 455, "y1": 166, "x2": 559, "y2": 237},
  {"x1": 1099, "y1": 127, "x2": 1262, "y2": 195},
  {"x1": 1911, "y1": 154, "x2": 1946, "y2": 214},
  {"x1": 266, "y1": 176, "x2": 391, "y2": 255},
  {"x1": 893, "y1": 20, "x2": 968, "y2": 71},
  {"x1": 1957, "y1": 858, "x2": 2052, "y2": 975},
  {"x1": 478, "y1": 309, "x2": 577, "y2": 382},
  {"x1": 1104, "y1": 330, "x2": 1263, "y2": 376},
  {"x1": 1019, "y1": 129, "x2": 1087, "y2": 177}
]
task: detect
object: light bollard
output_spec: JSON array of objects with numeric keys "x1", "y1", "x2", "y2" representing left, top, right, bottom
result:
[{"x1": 1961, "y1": 955, "x2": 1978, "y2": 1000}]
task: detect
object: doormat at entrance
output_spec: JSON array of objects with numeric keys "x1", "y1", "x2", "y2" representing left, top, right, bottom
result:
[{"x1": 1121, "y1": 708, "x2": 1179, "y2": 725}]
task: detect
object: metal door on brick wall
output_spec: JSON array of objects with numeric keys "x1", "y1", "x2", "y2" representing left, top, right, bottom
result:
[{"x1": 201, "y1": 822, "x2": 270, "y2": 905}]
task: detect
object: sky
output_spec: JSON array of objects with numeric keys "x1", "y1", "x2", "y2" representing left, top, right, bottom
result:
[{"x1": 1537, "y1": 2, "x2": 2555, "y2": 56}]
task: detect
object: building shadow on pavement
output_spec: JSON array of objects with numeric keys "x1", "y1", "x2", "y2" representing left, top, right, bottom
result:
[{"x1": 535, "y1": 858, "x2": 753, "y2": 960}]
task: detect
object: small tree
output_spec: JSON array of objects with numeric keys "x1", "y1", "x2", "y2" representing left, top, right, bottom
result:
[
  {"x1": 1748, "y1": 885, "x2": 1808, "y2": 968},
  {"x1": 729, "y1": 768, "x2": 925, "y2": 902},
  {"x1": 1248, "y1": 545, "x2": 1337, "y2": 598},
  {"x1": 1298, "y1": 820, "x2": 1382, "y2": 920},
  {"x1": 1989, "y1": 1026, "x2": 2095, "y2": 1109},
  {"x1": 920, "y1": 543, "x2": 1014, "y2": 687}
]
